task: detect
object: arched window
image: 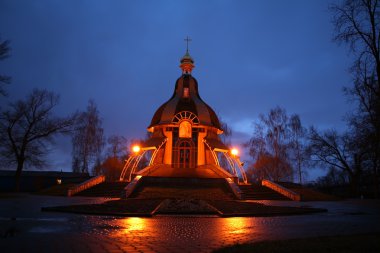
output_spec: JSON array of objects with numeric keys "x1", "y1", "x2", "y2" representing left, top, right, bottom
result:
[
  {"x1": 172, "y1": 111, "x2": 199, "y2": 124},
  {"x1": 179, "y1": 120, "x2": 192, "y2": 138}
]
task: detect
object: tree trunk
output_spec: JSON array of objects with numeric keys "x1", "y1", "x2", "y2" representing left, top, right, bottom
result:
[
  {"x1": 349, "y1": 175, "x2": 359, "y2": 197},
  {"x1": 298, "y1": 162, "x2": 302, "y2": 185},
  {"x1": 373, "y1": 159, "x2": 379, "y2": 198},
  {"x1": 14, "y1": 161, "x2": 24, "y2": 192}
]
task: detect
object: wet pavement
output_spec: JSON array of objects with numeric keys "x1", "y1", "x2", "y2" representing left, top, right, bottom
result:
[{"x1": 1, "y1": 194, "x2": 380, "y2": 253}]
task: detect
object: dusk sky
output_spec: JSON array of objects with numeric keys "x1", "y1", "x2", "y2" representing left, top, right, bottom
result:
[{"x1": 0, "y1": 0, "x2": 354, "y2": 180}]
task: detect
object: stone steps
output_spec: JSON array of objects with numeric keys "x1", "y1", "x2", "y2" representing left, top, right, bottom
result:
[
  {"x1": 75, "y1": 182, "x2": 128, "y2": 198},
  {"x1": 239, "y1": 184, "x2": 291, "y2": 200},
  {"x1": 129, "y1": 177, "x2": 236, "y2": 200}
]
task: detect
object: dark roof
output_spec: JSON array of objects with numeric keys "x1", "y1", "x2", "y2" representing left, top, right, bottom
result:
[
  {"x1": 0, "y1": 170, "x2": 89, "y2": 178},
  {"x1": 149, "y1": 74, "x2": 221, "y2": 130}
]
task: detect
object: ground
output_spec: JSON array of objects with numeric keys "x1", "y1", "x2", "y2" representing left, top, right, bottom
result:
[
  {"x1": 214, "y1": 234, "x2": 380, "y2": 253},
  {"x1": 0, "y1": 194, "x2": 380, "y2": 253},
  {"x1": 41, "y1": 198, "x2": 327, "y2": 217}
]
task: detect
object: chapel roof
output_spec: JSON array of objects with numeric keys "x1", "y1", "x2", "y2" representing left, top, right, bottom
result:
[{"x1": 149, "y1": 52, "x2": 222, "y2": 130}]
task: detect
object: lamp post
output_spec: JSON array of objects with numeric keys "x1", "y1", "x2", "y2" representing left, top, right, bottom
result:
[
  {"x1": 231, "y1": 148, "x2": 239, "y2": 157},
  {"x1": 132, "y1": 145, "x2": 141, "y2": 154}
]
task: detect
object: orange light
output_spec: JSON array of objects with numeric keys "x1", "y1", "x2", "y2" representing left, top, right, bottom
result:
[
  {"x1": 132, "y1": 145, "x2": 141, "y2": 153},
  {"x1": 231, "y1": 148, "x2": 239, "y2": 156}
]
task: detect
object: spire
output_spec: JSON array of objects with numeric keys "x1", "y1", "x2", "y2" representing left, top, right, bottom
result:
[
  {"x1": 180, "y1": 36, "x2": 195, "y2": 74},
  {"x1": 185, "y1": 36, "x2": 191, "y2": 53}
]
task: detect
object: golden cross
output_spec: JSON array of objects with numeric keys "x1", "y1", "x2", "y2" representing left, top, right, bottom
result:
[{"x1": 184, "y1": 36, "x2": 192, "y2": 52}]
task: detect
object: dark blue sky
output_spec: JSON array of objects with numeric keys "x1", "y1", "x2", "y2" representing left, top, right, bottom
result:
[{"x1": 0, "y1": 0, "x2": 353, "y2": 180}]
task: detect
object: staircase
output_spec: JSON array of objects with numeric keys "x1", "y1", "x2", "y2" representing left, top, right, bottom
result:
[
  {"x1": 75, "y1": 181, "x2": 128, "y2": 198},
  {"x1": 129, "y1": 177, "x2": 235, "y2": 200},
  {"x1": 275, "y1": 182, "x2": 339, "y2": 201},
  {"x1": 239, "y1": 184, "x2": 291, "y2": 200}
]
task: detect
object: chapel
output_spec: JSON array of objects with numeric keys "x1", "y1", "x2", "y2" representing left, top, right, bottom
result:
[{"x1": 120, "y1": 43, "x2": 247, "y2": 184}]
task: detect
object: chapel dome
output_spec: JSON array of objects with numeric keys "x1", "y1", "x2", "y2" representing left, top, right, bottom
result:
[{"x1": 149, "y1": 53, "x2": 221, "y2": 131}]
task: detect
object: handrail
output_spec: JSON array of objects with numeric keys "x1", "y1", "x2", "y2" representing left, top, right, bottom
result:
[
  {"x1": 129, "y1": 150, "x2": 147, "y2": 182},
  {"x1": 222, "y1": 152, "x2": 237, "y2": 176},
  {"x1": 149, "y1": 138, "x2": 167, "y2": 166},
  {"x1": 203, "y1": 139, "x2": 219, "y2": 166},
  {"x1": 67, "y1": 174, "x2": 105, "y2": 197},
  {"x1": 224, "y1": 177, "x2": 242, "y2": 199},
  {"x1": 120, "y1": 155, "x2": 135, "y2": 181},
  {"x1": 262, "y1": 179, "x2": 301, "y2": 201},
  {"x1": 231, "y1": 155, "x2": 248, "y2": 184},
  {"x1": 221, "y1": 151, "x2": 248, "y2": 185}
]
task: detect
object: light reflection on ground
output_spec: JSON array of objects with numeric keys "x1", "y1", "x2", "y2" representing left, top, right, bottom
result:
[
  {"x1": 223, "y1": 217, "x2": 251, "y2": 235},
  {"x1": 1, "y1": 194, "x2": 380, "y2": 252},
  {"x1": 122, "y1": 217, "x2": 146, "y2": 233}
]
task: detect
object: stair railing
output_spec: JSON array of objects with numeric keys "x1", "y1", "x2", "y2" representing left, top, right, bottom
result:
[
  {"x1": 67, "y1": 174, "x2": 106, "y2": 197},
  {"x1": 148, "y1": 138, "x2": 167, "y2": 166},
  {"x1": 262, "y1": 179, "x2": 301, "y2": 201},
  {"x1": 203, "y1": 139, "x2": 220, "y2": 166},
  {"x1": 120, "y1": 155, "x2": 135, "y2": 181}
]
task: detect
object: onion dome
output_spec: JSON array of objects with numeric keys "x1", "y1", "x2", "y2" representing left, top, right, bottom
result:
[
  {"x1": 180, "y1": 51, "x2": 194, "y2": 74},
  {"x1": 149, "y1": 52, "x2": 222, "y2": 131}
]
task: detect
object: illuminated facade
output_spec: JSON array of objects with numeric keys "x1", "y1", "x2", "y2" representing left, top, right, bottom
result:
[{"x1": 120, "y1": 49, "x2": 247, "y2": 184}]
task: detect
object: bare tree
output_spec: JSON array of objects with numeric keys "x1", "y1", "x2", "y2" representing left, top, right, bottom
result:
[
  {"x1": 289, "y1": 114, "x2": 308, "y2": 184},
  {"x1": 93, "y1": 135, "x2": 128, "y2": 180},
  {"x1": 106, "y1": 135, "x2": 128, "y2": 159},
  {"x1": 314, "y1": 166, "x2": 349, "y2": 195},
  {"x1": 253, "y1": 153, "x2": 293, "y2": 182},
  {"x1": 0, "y1": 38, "x2": 11, "y2": 96},
  {"x1": 96, "y1": 156, "x2": 124, "y2": 181},
  {"x1": 247, "y1": 107, "x2": 303, "y2": 182},
  {"x1": 308, "y1": 127, "x2": 364, "y2": 195},
  {"x1": 71, "y1": 100, "x2": 105, "y2": 174},
  {"x1": 0, "y1": 89, "x2": 76, "y2": 190},
  {"x1": 331, "y1": 0, "x2": 379, "y2": 86},
  {"x1": 330, "y1": 0, "x2": 380, "y2": 196},
  {"x1": 218, "y1": 115, "x2": 233, "y2": 146}
]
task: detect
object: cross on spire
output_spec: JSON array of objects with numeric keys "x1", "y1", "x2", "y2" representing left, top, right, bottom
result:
[
  {"x1": 180, "y1": 36, "x2": 194, "y2": 74},
  {"x1": 184, "y1": 36, "x2": 192, "y2": 53}
]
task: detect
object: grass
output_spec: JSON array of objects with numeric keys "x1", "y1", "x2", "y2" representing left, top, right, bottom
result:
[{"x1": 214, "y1": 233, "x2": 380, "y2": 253}]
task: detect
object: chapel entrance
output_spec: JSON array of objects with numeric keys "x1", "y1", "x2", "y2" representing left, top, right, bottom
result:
[{"x1": 173, "y1": 139, "x2": 197, "y2": 168}]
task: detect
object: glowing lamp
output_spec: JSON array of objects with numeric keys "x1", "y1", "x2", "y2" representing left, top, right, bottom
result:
[
  {"x1": 231, "y1": 148, "x2": 239, "y2": 156},
  {"x1": 132, "y1": 145, "x2": 141, "y2": 153}
]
